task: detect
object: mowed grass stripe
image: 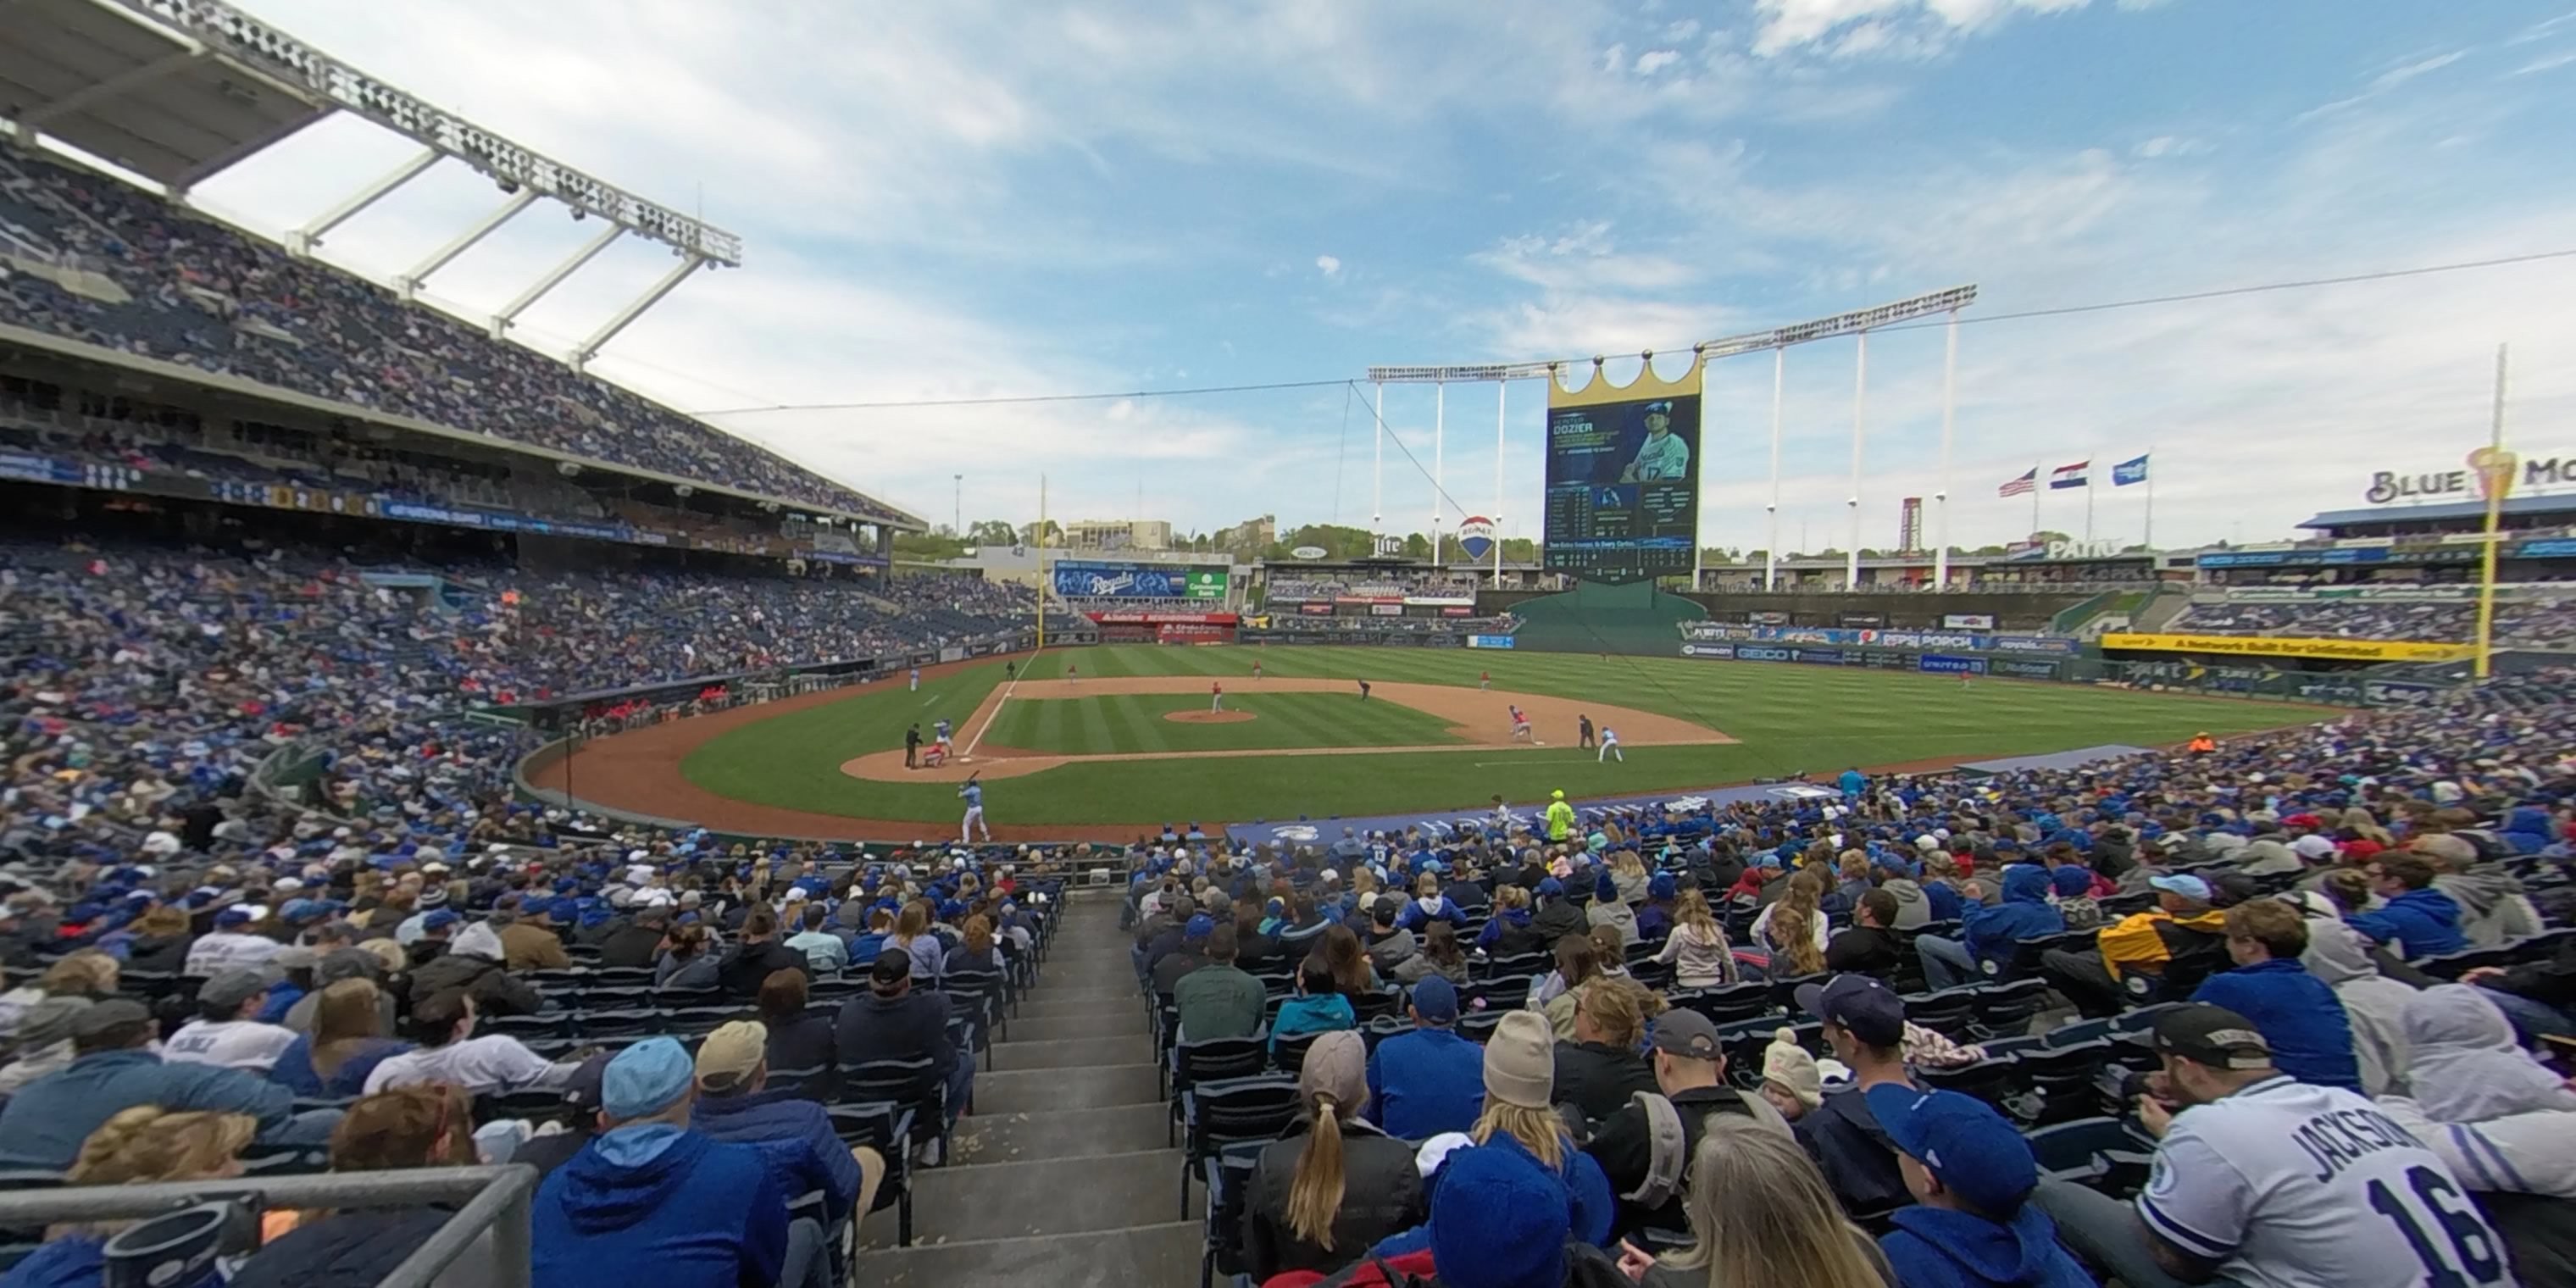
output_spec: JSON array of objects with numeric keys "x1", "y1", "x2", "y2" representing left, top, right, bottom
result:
[
  {"x1": 1109, "y1": 694, "x2": 1173, "y2": 754},
  {"x1": 680, "y1": 646, "x2": 2334, "y2": 825}
]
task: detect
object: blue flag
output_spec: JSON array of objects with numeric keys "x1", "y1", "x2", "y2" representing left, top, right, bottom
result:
[{"x1": 2112, "y1": 454, "x2": 2150, "y2": 486}]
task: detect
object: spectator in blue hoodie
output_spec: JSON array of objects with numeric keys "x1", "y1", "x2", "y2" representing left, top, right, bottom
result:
[
  {"x1": 1271, "y1": 955, "x2": 1357, "y2": 1058},
  {"x1": 1867, "y1": 1085, "x2": 2091, "y2": 1288},
  {"x1": 1635, "y1": 874, "x2": 1679, "y2": 944},
  {"x1": 1915, "y1": 866, "x2": 2061, "y2": 992},
  {"x1": 2501, "y1": 803, "x2": 2556, "y2": 856},
  {"x1": 2346, "y1": 852, "x2": 2467, "y2": 960},
  {"x1": 2191, "y1": 901, "x2": 2361, "y2": 1091},
  {"x1": 530, "y1": 1037, "x2": 791, "y2": 1288},
  {"x1": 1396, "y1": 872, "x2": 1467, "y2": 933},
  {"x1": 1366, "y1": 977, "x2": 1484, "y2": 1139},
  {"x1": 689, "y1": 1021, "x2": 885, "y2": 1287}
]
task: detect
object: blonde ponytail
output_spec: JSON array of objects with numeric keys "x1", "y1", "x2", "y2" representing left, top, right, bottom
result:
[{"x1": 1284, "y1": 1092, "x2": 1349, "y2": 1249}]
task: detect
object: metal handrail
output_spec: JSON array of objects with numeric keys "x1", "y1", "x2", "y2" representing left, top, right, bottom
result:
[{"x1": 0, "y1": 1163, "x2": 536, "y2": 1288}]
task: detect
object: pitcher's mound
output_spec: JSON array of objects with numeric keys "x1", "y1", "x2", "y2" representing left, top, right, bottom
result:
[{"x1": 1168, "y1": 709, "x2": 1257, "y2": 724}]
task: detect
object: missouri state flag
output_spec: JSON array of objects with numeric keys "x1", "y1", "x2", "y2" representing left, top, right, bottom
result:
[
  {"x1": 2048, "y1": 460, "x2": 2090, "y2": 490},
  {"x1": 2112, "y1": 453, "x2": 2151, "y2": 486}
]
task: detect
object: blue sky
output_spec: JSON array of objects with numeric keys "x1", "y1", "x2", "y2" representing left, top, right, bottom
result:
[{"x1": 184, "y1": 0, "x2": 2576, "y2": 553}]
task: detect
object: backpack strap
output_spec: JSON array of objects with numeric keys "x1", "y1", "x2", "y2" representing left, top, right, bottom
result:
[{"x1": 1621, "y1": 1091, "x2": 1686, "y2": 1208}]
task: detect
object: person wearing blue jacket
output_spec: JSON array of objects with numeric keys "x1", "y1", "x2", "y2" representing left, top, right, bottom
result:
[
  {"x1": 1270, "y1": 957, "x2": 1357, "y2": 1058},
  {"x1": 1366, "y1": 978, "x2": 1484, "y2": 1139},
  {"x1": 690, "y1": 1020, "x2": 884, "y2": 1285},
  {"x1": 0, "y1": 999, "x2": 332, "y2": 1171},
  {"x1": 1868, "y1": 1085, "x2": 2092, "y2": 1288},
  {"x1": 2190, "y1": 902, "x2": 2361, "y2": 1091},
  {"x1": 1917, "y1": 867, "x2": 2060, "y2": 992},
  {"x1": 530, "y1": 1037, "x2": 791, "y2": 1288},
  {"x1": 2346, "y1": 853, "x2": 2468, "y2": 959},
  {"x1": 2501, "y1": 804, "x2": 2556, "y2": 856}
]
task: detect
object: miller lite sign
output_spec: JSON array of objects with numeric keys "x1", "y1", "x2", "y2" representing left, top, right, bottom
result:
[{"x1": 1457, "y1": 515, "x2": 1497, "y2": 562}]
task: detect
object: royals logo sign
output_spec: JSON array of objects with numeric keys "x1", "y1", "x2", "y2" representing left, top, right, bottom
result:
[{"x1": 1457, "y1": 515, "x2": 1497, "y2": 562}]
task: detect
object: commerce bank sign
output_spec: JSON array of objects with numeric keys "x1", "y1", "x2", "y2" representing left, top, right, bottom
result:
[{"x1": 2366, "y1": 448, "x2": 2572, "y2": 505}]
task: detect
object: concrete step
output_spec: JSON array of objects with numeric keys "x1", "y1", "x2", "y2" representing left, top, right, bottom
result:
[
  {"x1": 952, "y1": 1102, "x2": 1173, "y2": 1163},
  {"x1": 850, "y1": 1221, "x2": 1202, "y2": 1288},
  {"x1": 863, "y1": 1149, "x2": 1196, "y2": 1245},
  {"x1": 1004, "y1": 1010, "x2": 1149, "y2": 1042},
  {"x1": 975, "y1": 1062, "x2": 1161, "y2": 1113},
  {"x1": 1017, "y1": 995, "x2": 1143, "y2": 1019},
  {"x1": 990, "y1": 1035, "x2": 1153, "y2": 1071},
  {"x1": 1024, "y1": 983, "x2": 1146, "y2": 1002}
]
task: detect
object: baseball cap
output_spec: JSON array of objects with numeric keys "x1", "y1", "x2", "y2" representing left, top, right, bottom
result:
[
  {"x1": 1865, "y1": 1085, "x2": 2040, "y2": 1216},
  {"x1": 2152, "y1": 1003, "x2": 2273, "y2": 1070},
  {"x1": 1184, "y1": 913, "x2": 1214, "y2": 940},
  {"x1": 212, "y1": 908, "x2": 253, "y2": 930},
  {"x1": 198, "y1": 969, "x2": 270, "y2": 1011},
  {"x1": 420, "y1": 908, "x2": 461, "y2": 931},
  {"x1": 1647, "y1": 1010, "x2": 1723, "y2": 1062},
  {"x1": 69, "y1": 998, "x2": 153, "y2": 1043},
  {"x1": 1409, "y1": 976, "x2": 1459, "y2": 1024},
  {"x1": 1796, "y1": 974, "x2": 1906, "y2": 1048},
  {"x1": 695, "y1": 1020, "x2": 769, "y2": 1093},
  {"x1": 869, "y1": 948, "x2": 913, "y2": 991},
  {"x1": 2147, "y1": 873, "x2": 2212, "y2": 902},
  {"x1": 602, "y1": 1037, "x2": 695, "y2": 1119}
]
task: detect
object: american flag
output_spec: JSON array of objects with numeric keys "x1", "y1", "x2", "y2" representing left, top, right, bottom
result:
[{"x1": 1998, "y1": 468, "x2": 2036, "y2": 497}]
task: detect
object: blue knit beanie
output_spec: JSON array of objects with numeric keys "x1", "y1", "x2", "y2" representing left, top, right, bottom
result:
[{"x1": 1429, "y1": 1144, "x2": 1571, "y2": 1288}]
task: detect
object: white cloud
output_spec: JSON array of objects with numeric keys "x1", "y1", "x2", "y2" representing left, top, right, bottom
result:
[
  {"x1": 2131, "y1": 135, "x2": 2210, "y2": 158},
  {"x1": 1750, "y1": 0, "x2": 2096, "y2": 58},
  {"x1": 1635, "y1": 49, "x2": 1682, "y2": 75},
  {"x1": 2512, "y1": 49, "x2": 2576, "y2": 76},
  {"x1": 1316, "y1": 254, "x2": 1343, "y2": 276},
  {"x1": 2298, "y1": 49, "x2": 2468, "y2": 122}
]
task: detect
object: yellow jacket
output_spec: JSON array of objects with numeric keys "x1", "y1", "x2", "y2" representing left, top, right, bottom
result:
[
  {"x1": 2097, "y1": 906, "x2": 2228, "y2": 980},
  {"x1": 1545, "y1": 800, "x2": 1577, "y2": 841}
]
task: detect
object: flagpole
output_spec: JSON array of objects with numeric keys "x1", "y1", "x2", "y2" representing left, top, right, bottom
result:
[
  {"x1": 2085, "y1": 463, "x2": 2096, "y2": 543},
  {"x1": 2144, "y1": 447, "x2": 2157, "y2": 550},
  {"x1": 2029, "y1": 461, "x2": 2040, "y2": 537},
  {"x1": 1036, "y1": 473, "x2": 1047, "y2": 652}
]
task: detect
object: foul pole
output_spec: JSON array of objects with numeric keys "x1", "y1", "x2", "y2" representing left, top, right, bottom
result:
[
  {"x1": 2473, "y1": 344, "x2": 2510, "y2": 680},
  {"x1": 1035, "y1": 474, "x2": 1047, "y2": 652}
]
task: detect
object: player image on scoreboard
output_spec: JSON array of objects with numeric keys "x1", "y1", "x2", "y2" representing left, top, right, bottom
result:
[{"x1": 1541, "y1": 367, "x2": 1702, "y2": 584}]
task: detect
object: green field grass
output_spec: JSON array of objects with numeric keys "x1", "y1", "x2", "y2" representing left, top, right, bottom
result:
[
  {"x1": 982, "y1": 691, "x2": 1463, "y2": 754},
  {"x1": 673, "y1": 645, "x2": 2335, "y2": 828}
]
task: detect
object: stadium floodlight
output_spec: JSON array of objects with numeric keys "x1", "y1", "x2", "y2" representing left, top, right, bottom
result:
[{"x1": 1367, "y1": 284, "x2": 1977, "y2": 590}]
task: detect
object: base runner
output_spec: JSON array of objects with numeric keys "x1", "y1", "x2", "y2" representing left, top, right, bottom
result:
[
  {"x1": 959, "y1": 774, "x2": 990, "y2": 843},
  {"x1": 1509, "y1": 705, "x2": 1532, "y2": 741}
]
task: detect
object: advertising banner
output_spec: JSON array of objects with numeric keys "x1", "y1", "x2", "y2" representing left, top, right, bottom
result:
[
  {"x1": 2515, "y1": 538, "x2": 2576, "y2": 558},
  {"x1": 939, "y1": 646, "x2": 967, "y2": 663},
  {"x1": 1370, "y1": 603, "x2": 1405, "y2": 616},
  {"x1": 1679, "y1": 642, "x2": 1734, "y2": 659},
  {"x1": 1440, "y1": 606, "x2": 1474, "y2": 617},
  {"x1": 1837, "y1": 612, "x2": 1886, "y2": 628},
  {"x1": 1468, "y1": 636, "x2": 1518, "y2": 649},
  {"x1": 2195, "y1": 547, "x2": 2389, "y2": 569},
  {"x1": 1793, "y1": 647, "x2": 1850, "y2": 665},
  {"x1": 1918, "y1": 653, "x2": 1988, "y2": 675},
  {"x1": 2220, "y1": 586, "x2": 2476, "y2": 603},
  {"x1": 1988, "y1": 658, "x2": 2063, "y2": 680},
  {"x1": 1300, "y1": 602, "x2": 1336, "y2": 614},
  {"x1": 2362, "y1": 680, "x2": 2441, "y2": 708},
  {"x1": 1748, "y1": 611, "x2": 1791, "y2": 625},
  {"x1": 1863, "y1": 649, "x2": 1910, "y2": 669},
  {"x1": 1052, "y1": 561, "x2": 1228, "y2": 599},
  {"x1": 1085, "y1": 610, "x2": 1240, "y2": 625},
  {"x1": 1737, "y1": 645, "x2": 1794, "y2": 663},
  {"x1": 1988, "y1": 636, "x2": 2080, "y2": 654},
  {"x1": 2101, "y1": 632, "x2": 2475, "y2": 663},
  {"x1": 1941, "y1": 613, "x2": 1998, "y2": 630},
  {"x1": 1543, "y1": 364, "x2": 1702, "y2": 583}
]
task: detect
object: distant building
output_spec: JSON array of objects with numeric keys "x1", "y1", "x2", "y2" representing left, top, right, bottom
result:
[
  {"x1": 1063, "y1": 519, "x2": 1174, "y2": 552},
  {"x1": 1215, "y1": 514, "x2": 1276, "y2": 551}
]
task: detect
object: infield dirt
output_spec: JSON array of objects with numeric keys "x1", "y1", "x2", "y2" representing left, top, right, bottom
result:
[{"x1": 834, "y1": 676, "x2": 1733, "y2": 784}]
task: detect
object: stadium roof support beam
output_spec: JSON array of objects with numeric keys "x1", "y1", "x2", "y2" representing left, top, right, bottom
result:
[
  {"x1": 286, "y1": 146, "x2": 436, "y2": 256},
  {"x1": 15, "y1": 47, "x2": 199, "y2": 130},
  {"x1": 396, "y1": 188, "x2": 535, "y2": 302},
  {"x1": 1365, "y1": 284, "x2": 1979, "y2": 384},
  {"x1": 570, "y1": 253, "x2": 705, "y2": 374},
  {"x1": 491, "y1": 224, "x2": 622, "y2": 340}
]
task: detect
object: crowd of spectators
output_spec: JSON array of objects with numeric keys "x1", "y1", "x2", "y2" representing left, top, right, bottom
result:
[
  {"x1": 1259, "y1": 614, "x2": 1518, "y2": 636},
  {"x1": 0, "y1": 149, "x2": 902, "y2": 521},
  {"x1": 1263, "y1": 571, "x2": 1482, "y2": 602},
  {"x1": 0, "y1": 534, "x2": 1040, "y2": 874},
  {"x1": 2173, "y1": 597, "x2": 2576, "y2": 647},
  {"x1": 1121, "y1": 667, "x2": 2573, "y2": 1287},
  {"x1": 0, "y1": 819, "x2": 1050, "y2": 1288}
]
